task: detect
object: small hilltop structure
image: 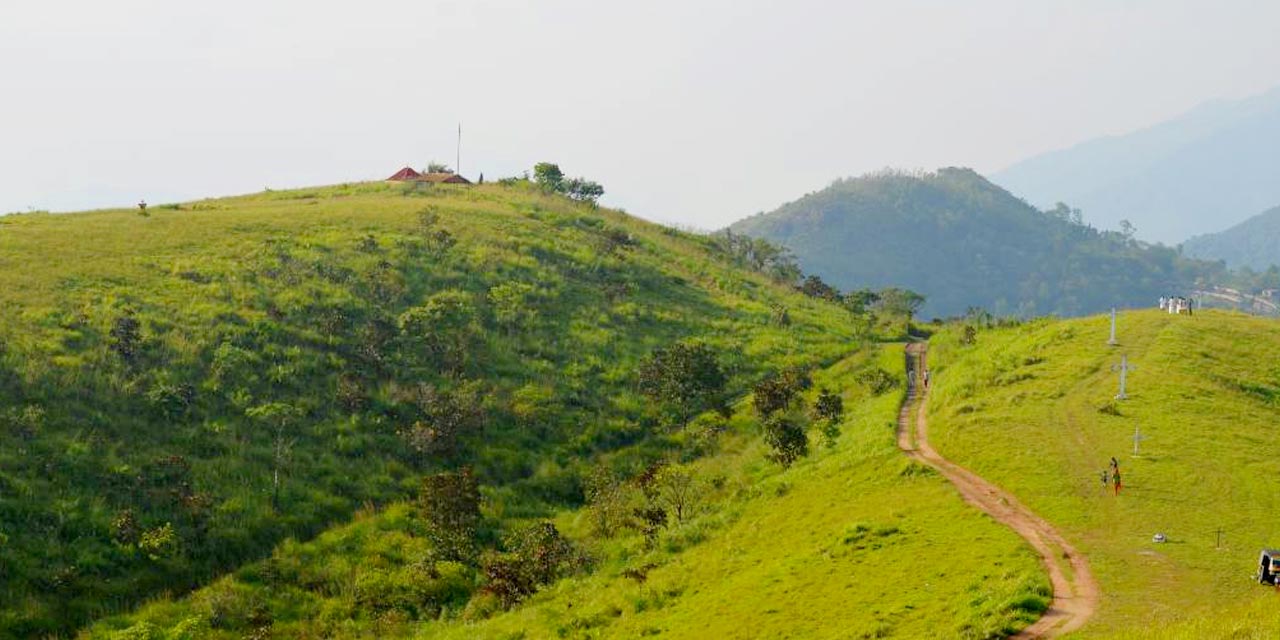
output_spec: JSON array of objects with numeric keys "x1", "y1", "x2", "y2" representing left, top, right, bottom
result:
[{"x1": 386, "y1": 166, "x2": 471, "y2": 184}]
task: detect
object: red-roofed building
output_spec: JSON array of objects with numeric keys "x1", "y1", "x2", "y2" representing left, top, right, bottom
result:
[{"x1": 386, "y1": 166, "x2": 422, "y2": 181}]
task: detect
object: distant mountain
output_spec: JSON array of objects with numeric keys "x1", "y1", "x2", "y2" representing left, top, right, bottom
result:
[
  {"x1": 1184, "y1": 204, "x2": 1280, "y2": 271},
  {"x1": 728, "y1": 168, "x2": 1221, "y2": 318},
  {"x1": 992, "y1": 86, "x2": 1280, "y2": 244}
]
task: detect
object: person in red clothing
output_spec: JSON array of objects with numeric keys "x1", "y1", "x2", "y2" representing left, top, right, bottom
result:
[{"x1": 1112, "y1": 467, "x2": 1122, "y2": 495}]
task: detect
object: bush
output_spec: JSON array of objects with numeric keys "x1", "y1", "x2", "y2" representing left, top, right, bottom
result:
[{"x1": 857, "y1": 367, "x2": 898, "y2": 395}]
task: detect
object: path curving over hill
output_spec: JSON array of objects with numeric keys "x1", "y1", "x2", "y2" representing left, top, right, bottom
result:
[{"x1": 896, "y1": 342, "x2": 1099, "y2": 638}]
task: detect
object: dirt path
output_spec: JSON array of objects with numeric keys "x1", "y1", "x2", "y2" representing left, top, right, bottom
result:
[{"x1": 897, "y1": 342, "x2": 1099, "y2": 638}]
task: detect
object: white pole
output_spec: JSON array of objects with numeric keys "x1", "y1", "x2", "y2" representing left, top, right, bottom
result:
[{"x1": 1108, "y1": 307, "x2": 1118, "y2": 346}]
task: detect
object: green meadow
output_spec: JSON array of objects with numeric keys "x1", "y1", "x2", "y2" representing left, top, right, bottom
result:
[{"x1": 927, "y1": 309, "x2": 1280, "y2": 637}]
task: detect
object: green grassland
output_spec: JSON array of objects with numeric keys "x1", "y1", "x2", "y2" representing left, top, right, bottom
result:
[
  {"x1": 0, "y1": 180, "x2": 867, "y2": 636},
  {"x1": 88, "y1": 346, "x2": 1047, "y2": 639},
  {"x1": 926, "y1": 309, "x2": 1280, "y2": 637}
]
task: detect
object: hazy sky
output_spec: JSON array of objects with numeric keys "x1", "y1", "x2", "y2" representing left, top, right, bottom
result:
[{"x1": 3, "y1": 0, "x2": 1280, "y2": 228}]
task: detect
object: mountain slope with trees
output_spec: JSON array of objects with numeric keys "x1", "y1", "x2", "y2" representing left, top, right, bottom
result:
[
  {"x1": 0, "y1": 177, "x2": 869, "y2": 637},
  {"x1": 1183, "y1": 204, "x2": 1280, "y2": 271},
  {"x1": 728, "y1": 168, "x2": 1223, "y2": 318}
]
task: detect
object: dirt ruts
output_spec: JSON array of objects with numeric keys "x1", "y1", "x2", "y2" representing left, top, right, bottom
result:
[{"x1": 896, "y1": 342, "x2": 1099, "y2": 638}]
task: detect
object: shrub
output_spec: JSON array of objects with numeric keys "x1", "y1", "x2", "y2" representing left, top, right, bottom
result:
[{"x1": 857, "y1": 367, "x2": 898, "y2": 395}]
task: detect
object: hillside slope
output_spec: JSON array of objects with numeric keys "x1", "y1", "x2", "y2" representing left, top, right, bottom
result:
[
  {"x1": 0, "y1": 181, "x2": 863, "y2": 636},
  {"x1": 88, "y1": 347, "x2": 1049, "y2": 639},
  {"x1": 926, "y1": 309, "x2": 1280, "y2": 636},
  {"x1": 992, "y1": 86, "x2": 1280, "y2": 244},
  {"x1": 728, "y1": 168, "x2": 1220, "y2": 318},
  {"x1": 1183, "y1": 204, "x2": 1280, "y2": 271}
]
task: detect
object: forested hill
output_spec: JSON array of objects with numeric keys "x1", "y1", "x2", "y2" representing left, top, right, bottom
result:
[
  {"x1": 728, "y1": 168, "x2": 1224, "y2": 318},
  {"x1": 0, "y1": 180, "x2": 861, "y2": 636},
  {"x1": 1184, "y1": 204, "x2": 1280, "y2": 271}
]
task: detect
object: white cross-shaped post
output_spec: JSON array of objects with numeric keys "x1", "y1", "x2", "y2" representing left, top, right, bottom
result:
[
  {"x1": 1108, "y1": 307, "x2": 1119, "y2": 346},
  {"x1": 1112, "y1": 354, "x2": 1136, "y2": 400},
  {"x1": 1133, "y1": 425, "x2": 1146, "y2": 456}
]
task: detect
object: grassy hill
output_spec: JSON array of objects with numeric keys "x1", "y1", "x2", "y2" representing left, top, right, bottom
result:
[
  {"x1": 728, "y1": 168, "x2": 1222, "y2": 318},
  {"x1": 0, "y1": 180, "x2": 873, "y2": 636},
  {"x1": 86, "y1": 346, "x2": 1049, "y2": 639},
  {"x1": 1184, "y1": 204, "x2": 1280, "y2": 272},
  {"x1": 926, "y1": 309, "x2": 1280, "y2": 636}
]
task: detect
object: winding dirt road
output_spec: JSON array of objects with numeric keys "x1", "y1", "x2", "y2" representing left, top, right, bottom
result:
[{"x1": 897, "y1": 342, "x2": 1099, "y2": 638}]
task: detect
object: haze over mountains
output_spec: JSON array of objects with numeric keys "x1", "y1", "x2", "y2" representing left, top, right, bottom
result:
[
  {"x1": 728, "y1": 168, "x2": 1221, "y2": 319},
  {"x1": 1184, "y1": 204, "x2": 1280, "y2": 271},
  {"x1": 992, "y1": 86, "x2": 1280, "y2": 244}
]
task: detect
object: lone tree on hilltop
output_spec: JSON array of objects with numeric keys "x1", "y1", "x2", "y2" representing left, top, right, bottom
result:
[
  {"x1": 533, "y1": 162, "x2": 605, "y2": 205},
  {"x1": 533, "y1": 162, "x2": 565, "y2": 192}
]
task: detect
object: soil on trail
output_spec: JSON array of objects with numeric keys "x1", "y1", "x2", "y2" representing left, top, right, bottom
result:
[{"x1": 897, "y1": 342, "x2": 1099, "y2": 638}]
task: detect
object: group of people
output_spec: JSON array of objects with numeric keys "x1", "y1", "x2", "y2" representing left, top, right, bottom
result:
[
  {"x1": 1100, "y1": 456, "x2": 1122, "y2": 496},
  {"x1": 1158, "y1": 296, "x2": 1195, "y2": 315}
]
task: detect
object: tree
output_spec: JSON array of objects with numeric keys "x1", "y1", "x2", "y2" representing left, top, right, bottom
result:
[
  {"x1": 481, "y1": 521, "x2": 582, "y2": 607},
  {"x1": 1119, "y1": 219, "x2": 1137, "y2": 241},
  {"x1": 584, "y1": 466, "x2": 631, "y2": 538},
  {"x1": 876, "y1": 288, "x2": 926, "y2": 320},
  {"x1": 417, "y1": 208, "x2": 457, "y2": 256},
  {"x1": 752, "y1": 367, "x2": 811, "y2": 418},
  {"x1": 813, "y1": 387, "x2": 844, "y2": 447},
  {"x1": 653, "y1": 464, "x2": 701, "y2": 524},
  {"x1": 636, "y1": 342, "x2": 727, "y2": 424},
  {"x1": 763, "y1": 414, "x2": 808, "y2": 467},
  {"x1": 398, "y1": 290, "x2": 476, "y2": 373},
  {"x1": 813, "y1": 387, "x2": 843, "y2": 423},
  {"x1": 245, "y1": 402, "x2": 301, "y2": 511},
  {"x1": 426, "y1": 161, "x2": 453, "y2": 174},
  {"x1": 419, "y1": 469, "x2": 482, "y2": 563},
  {"x1": 799, "y1": 275, "x2": 840, "y2": 301},
  {"x1": 398, "y1": 382, "x2": 485, "y2": 461},
  {"x1": 487, "y1": 282, "x2": 538, "y2": 335},
  {"x1": 532, "y1": 163, "x2": 564, "y2": 191},
  {"x1": 564, "y1": 178, "x2": 605, "y2": 205},
  {"x1": 842, "y1": 289, "x2": 880, "y2": 315}
]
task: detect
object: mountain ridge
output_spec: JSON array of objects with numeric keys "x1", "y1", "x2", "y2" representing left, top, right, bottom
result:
[
  {"x1": 728, "y1": 167, "x2": 1221, "y2": 318},
  {"x1": 992, "y1": 85, "x2": 1280, "y2": 243}
]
